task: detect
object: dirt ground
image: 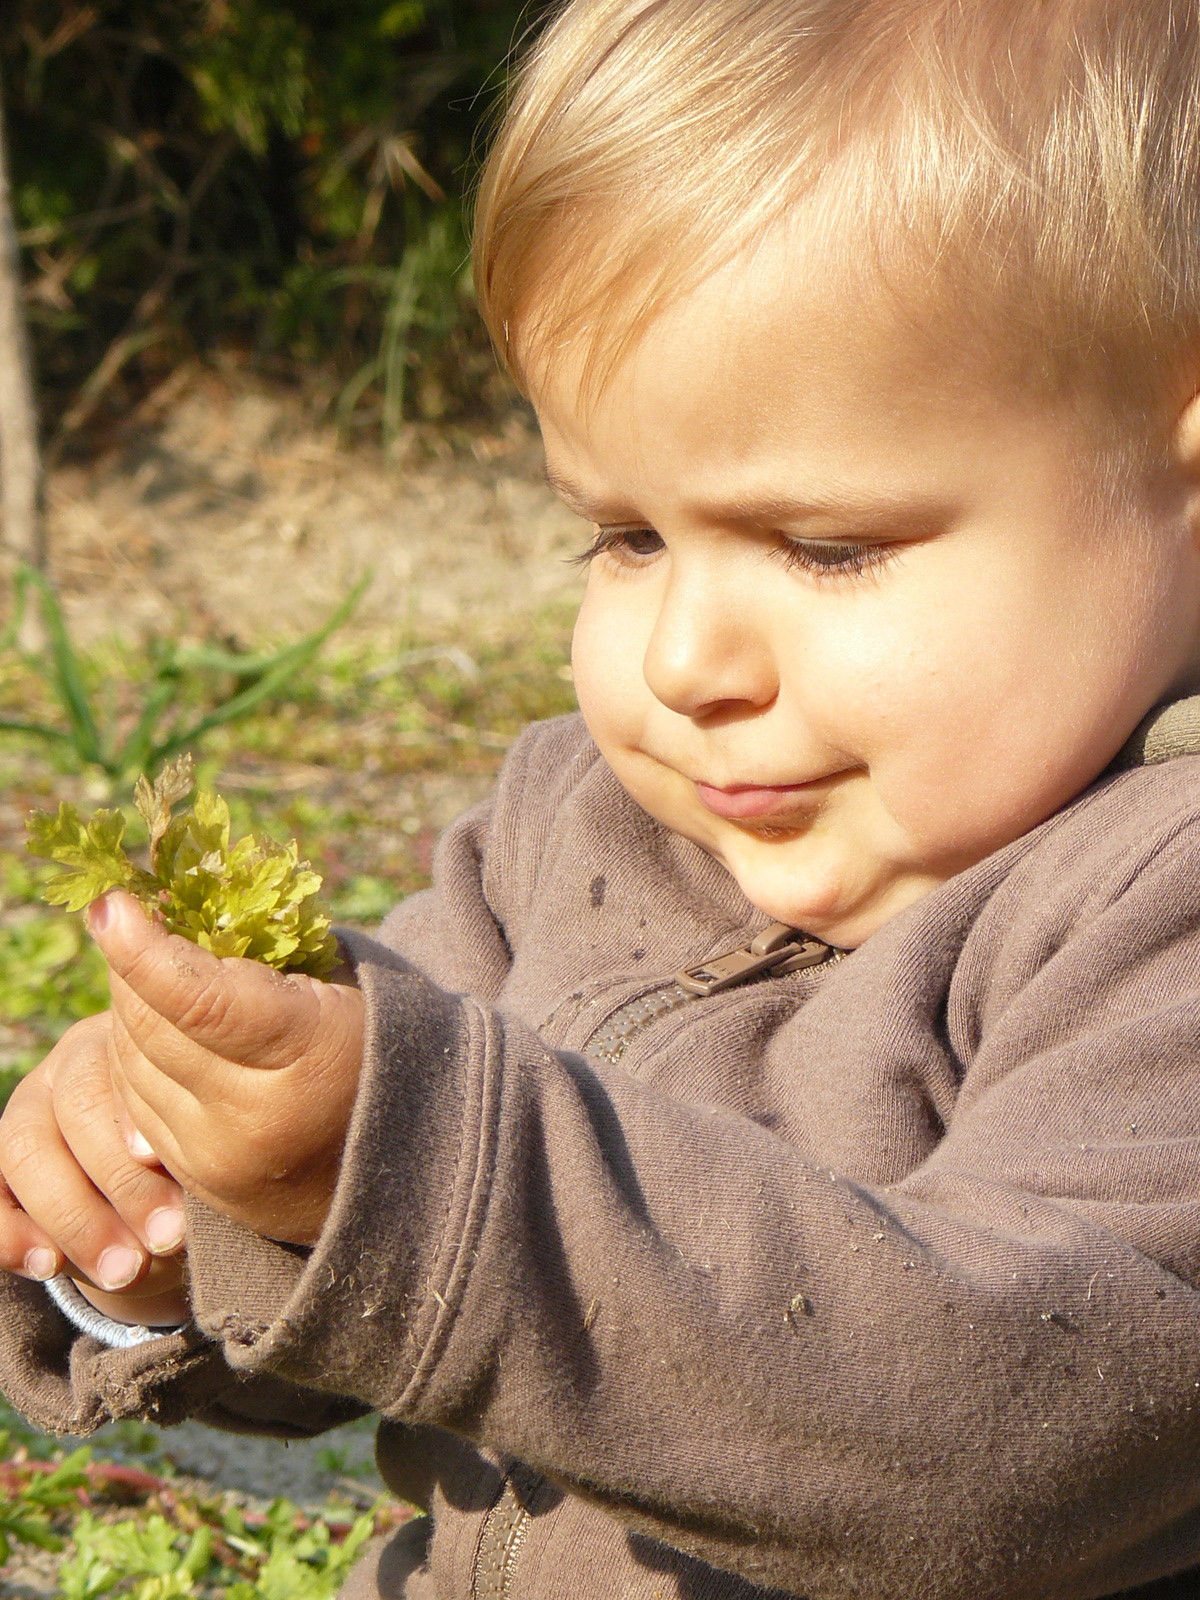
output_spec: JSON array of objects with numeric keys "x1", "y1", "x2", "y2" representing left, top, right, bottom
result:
[
  {"x1": 3, "y1": 365, "x2": 587, "y2": 1530},
  {"x1": 45, "y1": 359, "x2": 584, "y2": 650}
]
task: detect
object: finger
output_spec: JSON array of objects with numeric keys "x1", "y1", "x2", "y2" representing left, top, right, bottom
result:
[
  {"x1": 89, "y1": 892, "x2": 335, "y2": 1071},
  {"x1": 107, "y1": 1013, "x2": 275, "y2": 1210},
  {"x1": 111, "y1": 1093, "x2": 166, "y2": 1168},
  {"x1": 104, "y1": 948, "x2": 365, "y2": 1102},
  {"x1": 68, "y1": 1268, "x2": 189, "y2": 1330},
  {"x1": 0, "y1": 1044, "x2": 155, "y2": 1293},
  {"x1": 108, "y1": 977, "x2": 366, "y2": 1168},
  {"x1": 107, "y1": 980, "x2": 360, "y2": 1180},
  {"x1": 48, "y1": 1039, "x2": 187, "y2": 1258},
  {"x1": 0, "y1": 1163, "x2": 67, "y2": 1282},
  {"x1": 108, "y1": 1015, "x2": 344, "y2": 1243}
]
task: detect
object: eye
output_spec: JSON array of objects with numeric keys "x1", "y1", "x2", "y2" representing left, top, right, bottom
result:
[
  {"x1": 776, "y1": 538, "x2": 898, "y2": 579},
  {"x1": 574, "y1": 525, "x2": 665, "y2": 566}
]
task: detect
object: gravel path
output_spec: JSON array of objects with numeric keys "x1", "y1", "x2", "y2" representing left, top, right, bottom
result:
[{"x1": 78, "y1": 1413, "x2": 387, "y2": 1509}]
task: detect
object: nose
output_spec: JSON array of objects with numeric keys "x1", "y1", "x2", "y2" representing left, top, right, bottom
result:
[{"x1": 641, "y1": 562, "x2": 778, "y2": 720}]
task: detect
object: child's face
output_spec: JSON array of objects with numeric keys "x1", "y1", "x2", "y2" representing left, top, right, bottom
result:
[{"x1": 532, "y1": 232, "x2": 1200, "y2": 946}]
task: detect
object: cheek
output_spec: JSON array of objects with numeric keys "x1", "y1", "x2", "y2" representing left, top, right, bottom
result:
[
  {"x1": 772, "y1": 567, "x2": 1099, "y2": 856},
  {"x1": 816, "y1": 562, "x2": 1162, "y2": 859},
  {"x1": 571, "y1": 576, "x2": 656, "y2": 743}
]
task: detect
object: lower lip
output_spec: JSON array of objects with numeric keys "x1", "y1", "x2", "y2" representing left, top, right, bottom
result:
[{"x1": 695, "y1": 781, "x2": 827, "y2": 820}]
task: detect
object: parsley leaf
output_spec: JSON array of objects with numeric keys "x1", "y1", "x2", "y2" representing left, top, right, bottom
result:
[{"x1": 26, "y1": 755, "x2": 340, "y2": 978}]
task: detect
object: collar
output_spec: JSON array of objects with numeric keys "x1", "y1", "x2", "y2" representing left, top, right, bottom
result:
[{"x1": 1113, "y1": 694, "x2": 1200, "y2": 770}]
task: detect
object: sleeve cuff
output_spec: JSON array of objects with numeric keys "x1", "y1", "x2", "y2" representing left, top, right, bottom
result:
[{"x1": 44, "y1": 1274, "x2": 189, "y2": 1351}]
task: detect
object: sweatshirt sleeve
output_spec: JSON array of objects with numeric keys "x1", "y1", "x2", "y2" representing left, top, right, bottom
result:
[{"x1": 182, "y1": 787, "x2": 1200, "y2": 1600}]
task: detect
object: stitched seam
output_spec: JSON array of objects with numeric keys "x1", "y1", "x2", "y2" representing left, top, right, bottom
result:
[
  {"x1": 395, "y1": 996, "x2": 479, "y2": 1399},
  {"x1": 397, "y1": 999, "x2": 501, "y2": 1410}
]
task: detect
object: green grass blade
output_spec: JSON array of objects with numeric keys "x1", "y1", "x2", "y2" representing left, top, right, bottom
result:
[
  {"x1": 23, "y1": 568, "x2": 106, "y2": 769},
  {"x1": 171, "y1": 644, "x2": 302, "y2": 675},
  {"x1": 113, "y1": 672, "x2": 183, "y2": 779},
  {"x1": 0, "y1": 567, "x2": 33, "y2": 653},
  {"x1": 336, "y1": 355, "x2": 384, "y2": 434},
  {"x1": 154, "y1": 573, "x2": 370, "y2": 761},
  {"x1": 0, "y1": 718, "x2": 72, "y2": 742}
]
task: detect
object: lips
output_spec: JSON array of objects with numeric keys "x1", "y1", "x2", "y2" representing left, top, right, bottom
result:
[{"x1": 695, "y1": 780, "x2": 829, "y2": 820}]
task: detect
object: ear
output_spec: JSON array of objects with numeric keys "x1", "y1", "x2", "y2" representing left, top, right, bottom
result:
[{"x1": 1173, "y1": 390, "x2": 1200, "y2": 472}]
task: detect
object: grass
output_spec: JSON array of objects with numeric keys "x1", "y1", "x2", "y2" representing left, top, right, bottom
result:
[
  {"x1": 0, "y1": 1395, "x2": 410, "y2": 1598},
  {"x1": 0, "y1": 598, "x2": 578, "y2": 1593}
]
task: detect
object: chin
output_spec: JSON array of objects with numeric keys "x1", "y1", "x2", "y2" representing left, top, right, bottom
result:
[{"x1": 719, "y1": 840, "x2": 847, "y2": 932}]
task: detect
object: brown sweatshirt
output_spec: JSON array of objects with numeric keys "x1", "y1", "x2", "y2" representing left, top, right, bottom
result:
[{"x1": 6, "y1": 709, "x2": 1200, "y2": 1600}]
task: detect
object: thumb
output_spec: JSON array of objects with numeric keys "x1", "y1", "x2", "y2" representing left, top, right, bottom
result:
[{"x1": 87, "y1": 891, "x2": 355, "y2": 1074}]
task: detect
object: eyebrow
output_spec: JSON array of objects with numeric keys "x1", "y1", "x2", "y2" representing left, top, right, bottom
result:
[
  {"x1": 543, "y1": 464, "x2": 950, "y2": 535},
  {"x1": 542, "y1": 466, "x2": 618, "y2": 521}
]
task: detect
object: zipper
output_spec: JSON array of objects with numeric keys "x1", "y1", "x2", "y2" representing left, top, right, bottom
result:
[
  {"x1": 473, "y1": 1462, "x2": 554, "y2": 1598},
  {"x1": 470, "y1": 923, "x2": 837, "y2": 1599},
  {"x1": 589, "y1": 922, "x2": 831, "y2": 1064}
]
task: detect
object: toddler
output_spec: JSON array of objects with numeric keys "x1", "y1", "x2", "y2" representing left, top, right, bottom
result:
[{"x1": 5, "y1": 2, "x2": 1200, "y2": 1596}]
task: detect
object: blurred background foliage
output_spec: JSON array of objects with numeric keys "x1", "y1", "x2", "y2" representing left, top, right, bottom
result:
[{"x1": 1, "y1": 0, "x2": 541, "y2": 451}]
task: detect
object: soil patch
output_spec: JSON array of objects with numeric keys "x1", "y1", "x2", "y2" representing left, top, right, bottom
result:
[{"x1": 41, "y1": 363, "x2": 584, "y2": 649}]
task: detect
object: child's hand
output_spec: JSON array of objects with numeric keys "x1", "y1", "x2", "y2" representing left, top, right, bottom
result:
[
  {"x1": 88, "y1": 890, "x2": 364, "y2": 1247},
  {"x1": 0, "y1": 1012, "x2": 191, "y2": 1325}
]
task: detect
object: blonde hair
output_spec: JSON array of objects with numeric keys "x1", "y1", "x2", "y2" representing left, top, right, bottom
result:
[{"x1": 473, "y1": 0, "x2": 1200, "y2": 413}]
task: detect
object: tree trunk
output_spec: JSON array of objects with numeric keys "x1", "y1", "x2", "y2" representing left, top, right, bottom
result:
[{"x1": 0, "y1": 68, "x2": 45, "y2": 583}]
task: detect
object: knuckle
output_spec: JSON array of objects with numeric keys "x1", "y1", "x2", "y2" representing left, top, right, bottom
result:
[
  {"x1": 172, "y1": 976, "x2": 236, "y2": 1040},
  {"x1": 0, "y1": 1113, "x2": 52, "y2": 1184},
  {"x1": 97, "y1": 1161, "x2": 157, "y2": 1213},
  {"x1": 63, "y1": 1010, "x2": 113, "y2": 1045},
  {"x1": 51, "y1": 1057, "x2": 111, "y2": 1122},
  {"x1": 110, "y1": 979, "x2": 162, "y2": 1041},
  {"x1": 1, "y1": 1068, "x2": 43, "y2": 1121},
  {"x1": 35, "y1": 1195, "x2": 101, "y2": 1259}
]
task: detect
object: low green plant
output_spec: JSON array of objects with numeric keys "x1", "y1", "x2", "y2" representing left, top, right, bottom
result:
[
  {"x1": 222, "y1": 1500, "x2": 378, "y2": 1600},
  {"x1": 0, "y1": 880, "x2": 108, "y2": 1024},
  {"x1": 0, "y1": 1399, "x2": 400, "y2": 1597},
  {"x1": 0, "y1": 1441, "x2": 91, "y2": 1564},
  {"x1": 0, "y1": 566, "x2": 368, "y2": 783},
  {"x1": 58, "y1": 1512, "x2": 213, "y2": 1599},
  {"x1": 27, "y1": 755, "x2": 339, "y2": 977}
]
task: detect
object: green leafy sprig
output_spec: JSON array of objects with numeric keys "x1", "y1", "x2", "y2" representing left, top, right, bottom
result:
[{"x1": 25, "y1": 755, "x2": 340, "y2": 978}]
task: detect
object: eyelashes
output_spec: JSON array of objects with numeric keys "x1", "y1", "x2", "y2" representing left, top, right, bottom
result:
[
  {"x1": 775, "y1": 538, "x2": 897, "y2": 579},
  {"x1": 571, "y1": 526, "x2": 664, "y2": 566},
  {"x1": 574, "y1": 525, "x2": 899, "y2": 579}
]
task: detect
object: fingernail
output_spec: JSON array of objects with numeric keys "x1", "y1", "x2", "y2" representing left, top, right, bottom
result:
[
  {"x1": 87, "y1": 894, "x2": 112, "y2": 936},
  {"x1": 127, "y1": 1127, "x2": 157, "y2": 1161},
  {"x1": 96, "y1": 1245, "x2": 142, "y2": 1290},
  {"x1": 145, "y1": 1207, "x2": 186, "y2": 1254},
  {"x1": 24, "y1": 1248, "x2": 58, "y2": 1282}
]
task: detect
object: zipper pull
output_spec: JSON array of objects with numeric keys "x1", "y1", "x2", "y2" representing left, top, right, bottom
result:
[{"x1": 675, "y1": 922, "x2": 832, "y2": 997}]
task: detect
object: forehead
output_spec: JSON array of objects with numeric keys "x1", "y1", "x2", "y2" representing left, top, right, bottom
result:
[{"x1": 531, "y1": 225, "x2": 1118, "y2": 523}]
